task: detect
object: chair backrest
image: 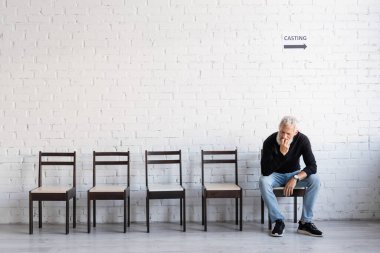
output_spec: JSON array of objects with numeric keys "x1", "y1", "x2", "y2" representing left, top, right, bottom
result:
[
  {"x1": 201, "y1": 149, "x2": 238, "y2": 186},
  {"x1": 93, "y1": 151, "x2": 130, "y2": 187},
  {"x1": 38, "y1": 151, "x2": 76, "y2": 187},
  {"x1": 145, "y1": 150, "x2": 182, "y2": 186},
  {"x1": 260, "y1": 149, "x2": 263, "y2": 175}
]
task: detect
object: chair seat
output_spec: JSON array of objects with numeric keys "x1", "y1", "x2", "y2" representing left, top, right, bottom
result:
[
  {"x1": 273, "y1": 186, "x2": 306, "y2": 190},
  {"x1": 31, "y1": 186, "x2": 72, "y2": 193},
  {"x1": 148, "y1": 184, "x2": 184, "y2": 192},
  {"x1": 89, "y1": 185, "x2": 126, "y2": 192},
  {"x1": 204, "y1": 183, "x2": 240, "y2": 191}
]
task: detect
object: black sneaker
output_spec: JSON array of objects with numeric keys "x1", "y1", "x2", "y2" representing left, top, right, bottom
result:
[
  {"x1": 297, "y1": 221, "x2": 323, "y2": 237},
  {"x1": 271, "y1": 220, "x2": 285, "y2": 237}
]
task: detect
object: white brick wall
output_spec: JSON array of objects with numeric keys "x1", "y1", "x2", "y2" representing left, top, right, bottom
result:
[{"x1": 0, "y1": 0, "x2": 380, "y2": 224}]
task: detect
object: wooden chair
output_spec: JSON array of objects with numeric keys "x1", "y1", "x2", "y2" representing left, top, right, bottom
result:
[
  {"x1": 29, "y1": 152, "x2": 76, "y2": 234},
  {"x1": 259, "y1": 149, "x2": 306, "y2": 229},
  {"x1": 87, "y1": 151, "x2": 130, "y2": 233},
  {"x1": 145, "y1": 150, "x2": 185, "y2": 233},
  {"x1": 201, "y1": 149, "x2": 243, "y2": 231}
]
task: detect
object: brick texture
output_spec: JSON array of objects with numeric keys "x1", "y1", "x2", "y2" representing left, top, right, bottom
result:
[{"x1": 0, "y1": 0, "x2": 379, "y2": 223}]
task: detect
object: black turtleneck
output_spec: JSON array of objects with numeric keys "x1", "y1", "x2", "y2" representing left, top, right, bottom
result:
[{"x1": 261, "y1": 132, "x2": 317, "y2": 177}]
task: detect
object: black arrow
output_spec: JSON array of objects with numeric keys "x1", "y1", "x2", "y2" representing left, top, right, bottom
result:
[{"x1": 284, "y1": 44, "x2": 307, "y2": 49}]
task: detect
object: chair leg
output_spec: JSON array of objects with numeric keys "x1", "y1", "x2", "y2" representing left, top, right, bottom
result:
[
  {"x1": 73, "y1": 196, "x2": 76, "y2": 228},
  {"x1": 29, "y1": 195, "x2": 33, "y2": 234},
  {"x1": 66, "y1": 199, "x2": 69, "y2": 234},
  {"x1": 124, "y1": 194, "x2": 127, "y2": 233},
  {"x1": 146, "y1": 197, "x2": 150, "y2": 233},
  {"x1": 201, "y1": 195, "x2": 204, "y2": 225},
  {"x1": 38, "y1": 201, "x2": 42, "y2": 228},
  {"x1": 235, "y1": 198, "x2": 238, "y2": 225},
  {"x1": 87, "y1": 195, "x2": 91, "y2": 233},
  {"x1": 239, "y1": 194, "x2": 243, "y2": 231},
  {"x1": 204, "y1": 198, "x2": 207, "y2": 232},
  {"x1": 260, "y1": 197, "x2": 264, "y2": 224},
  {"x1": 183, "y1": 196, "x2": 186, "y2": 232},
  {"x1": 294, "y1": 196, "x2": 297, "y2": 223},
  {"x1": 268, "y1": 214, "x2": 271, "y2": 230},
  {"x1": 127, "y1": 196, "x2": 130, "y2": 227},
  {"x1": 180, "y1": 198, "x2": 183, "y2": 226},
  {"x1": 93, "y1": 200, "x2": 96, "y2": 227}
]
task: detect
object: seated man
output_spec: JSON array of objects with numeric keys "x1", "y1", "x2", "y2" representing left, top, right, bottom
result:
[{"x1": 259, "y1": 116, "x2": 323, "y2": 237}]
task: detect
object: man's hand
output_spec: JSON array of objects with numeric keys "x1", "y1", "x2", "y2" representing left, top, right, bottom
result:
[
  {"x1": 283, "y1": 177, "x2": 297, "y2": 197},
  {"x1": 280, "y1": 138, "x2": 290, "y2": 156}
]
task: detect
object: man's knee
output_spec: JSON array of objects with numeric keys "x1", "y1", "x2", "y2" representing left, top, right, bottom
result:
[
  {"x1": 259, "y1": 175, "x2": 272, "y2": 191},
  {"x1": 307, "y1": 174, "x2": 321, "y2": 189}
]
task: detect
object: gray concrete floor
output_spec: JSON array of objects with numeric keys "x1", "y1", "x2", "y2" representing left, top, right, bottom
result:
[{"x1": 0, "y1": 221, "x2": 379, "y2": 253}]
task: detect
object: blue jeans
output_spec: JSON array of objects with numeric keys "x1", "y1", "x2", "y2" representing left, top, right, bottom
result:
[{"x1": 259, "y1": 171, "x2": 321, "y2": 223}]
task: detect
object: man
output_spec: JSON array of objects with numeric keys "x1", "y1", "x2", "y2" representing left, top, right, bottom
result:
[{"x1": 259, "y1": 116, "x2": 323, "y2": 237}]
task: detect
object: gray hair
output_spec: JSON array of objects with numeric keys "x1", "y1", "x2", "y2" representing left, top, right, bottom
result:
[{"x1": 279, "y1": 116, "x2": 299, "y2": 129}]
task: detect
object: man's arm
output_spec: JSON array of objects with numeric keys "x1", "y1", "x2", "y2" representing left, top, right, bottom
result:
[
  {"x1": 261, "y1": 139, "x2": 287, "y2": 176},
  {"x1": 283, "y1": 170, "x2": 307, "y2": 196},
  {"x1": 283, "y1": 136, "x2": 317, "y2": 197},
  {"x1": 301, "y1": 137, "x2": 317, "y2": 176}
]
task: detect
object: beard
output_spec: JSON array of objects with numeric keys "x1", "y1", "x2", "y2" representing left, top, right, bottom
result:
[{"x1": 276, "y1": 132, "x2": 293, "y2": 146}]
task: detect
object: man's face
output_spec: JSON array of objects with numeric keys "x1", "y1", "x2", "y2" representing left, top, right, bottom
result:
[{"x1": 279, "y1": 123, "x2": 298, "y2": 142}]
